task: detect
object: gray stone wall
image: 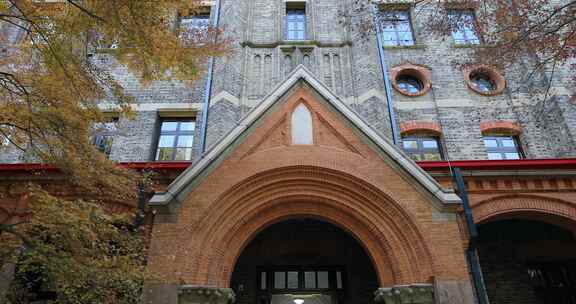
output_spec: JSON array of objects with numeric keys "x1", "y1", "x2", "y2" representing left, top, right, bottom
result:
[{"x1": 0, "y1": 0, "x2": 574, "y2": 164}]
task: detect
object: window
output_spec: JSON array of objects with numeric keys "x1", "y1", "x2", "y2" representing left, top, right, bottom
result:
[
  {"x1": 464, "y1": 65, "x2": 506, "y2": 96},
  {"x1": 155, "y1": 119, "x2": 195, "y2": 161},
  {"x1": 260, "y1": 269, "x2": 344, "y2": 291},
  {"x1": 180, "y1": 12, "x2": 210, "y2": 43},
  {"x1": 396, "y1": 75, "x2": 423, "y2": 94},
  {"x1": 92, "y1": 118, "x2": 118, "y2": 158},
  {"x1": 380, "y1": 10, "x2": 414, "y2": 46},
  {"x1": 285, "y1": 6, "x2": 306, "y2": 40},
  {"x1": 470, "y1": 72, "x2": 495, "y2": 93},
  {"x1": 402, "y1": 137, "x2": 443, "y2": 161},
  {"x1": 449, "y1": 10, "x2": 480, "y2": 45},
  {"x1": 483, "y1": 136, "x2": 523, "y2": 160}
]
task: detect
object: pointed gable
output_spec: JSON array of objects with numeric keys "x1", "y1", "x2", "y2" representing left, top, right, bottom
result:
[{"x1": 150, "y1": 66, "x2": 461, "y2": 211}]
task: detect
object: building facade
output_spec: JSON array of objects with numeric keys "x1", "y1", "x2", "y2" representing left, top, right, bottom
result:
[{"x1": 1, "y1": 1, "x2": 576, "y2": 304}]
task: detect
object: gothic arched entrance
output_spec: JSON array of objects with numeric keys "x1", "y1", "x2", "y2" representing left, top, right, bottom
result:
[{"x1": 231, "y1": 218, "x2": 379, "y2": 304}]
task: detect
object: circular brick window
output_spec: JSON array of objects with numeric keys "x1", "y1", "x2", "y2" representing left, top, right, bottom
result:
[
  {"x1": 464, "y1": 65, "x2": 506, "y2": 96},
  {"x1": 391, "y1": 64, "x2": 432, "y2": 97}
]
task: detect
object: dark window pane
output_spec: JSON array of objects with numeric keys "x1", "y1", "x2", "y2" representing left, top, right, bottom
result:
[
  {"x1": 287, "y1": 271, "x2": 299, "y2": 289},
  {"x1": 304, "y1": 271, "x2": 316, "y2": 289},
  {"x1": 336, "y1": 271, "x2": 343, "y2": 289},
  {"x1": 274, "y1": 272, "x2": 286, "y2": 289},
  {"x1": 396, "y1": 75, "x2": 422, "y2": 94},
  {"x1": 471, "y1": 73, "x2": 495, "y2": 92},
  {"x1": 157, "y1": 148, "x2": 174, "y2": 161},
  {"x1": 260, "y1": 272, "x2": 267, "y2": 290},
  {"x1": 317, "y1": 271, "x2": 329, "y2": 289}
]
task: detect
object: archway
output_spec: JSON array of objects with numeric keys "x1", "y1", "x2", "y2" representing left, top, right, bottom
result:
[
  {"x1": 230, "y1": 218, "x2": 379, "y2": 304},
  {"x1": 477, "y1": 215, "x2": 576, "y2": 304}
]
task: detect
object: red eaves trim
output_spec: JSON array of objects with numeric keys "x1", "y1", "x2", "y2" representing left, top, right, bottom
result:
[
  {"x1": 417, "y1": 158, "x2": 576, "y2": 171},
  {"x1": 0, "y1": 162, "x2": 192, "y2": 172},
  {"x1": 0, "y1": 159, "x2": 575, "y2": 173}
]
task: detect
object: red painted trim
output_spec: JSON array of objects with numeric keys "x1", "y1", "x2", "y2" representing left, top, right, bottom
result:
[
  {"x1": 417, "y1": 158, "x2": 576, "y2": 171},
  {"x1": 0, "y1": 162, "x2": 192, "y2": 172},
  {"x1": 0, "y1": 159, "x2": 575, "y2": 173}
]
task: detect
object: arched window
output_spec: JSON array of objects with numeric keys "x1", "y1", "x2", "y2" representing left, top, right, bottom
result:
[{"x1": 291, "y1": 104, "x2": 313, "y2": 145}]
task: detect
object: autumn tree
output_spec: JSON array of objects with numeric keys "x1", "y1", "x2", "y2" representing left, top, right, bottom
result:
[
  {"x1": 0, "y1": 0, "x2": 227, "y2": 302},
  {"x1": 1, "y1": 190, "x2": 146, "y2": 304}
]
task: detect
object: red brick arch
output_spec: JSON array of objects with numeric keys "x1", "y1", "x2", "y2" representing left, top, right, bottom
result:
[
  {"x1": 472, "y1": 194, "x2": 576, "y2": 226},
  {"x1": 185, "y1": 166, "x2": 435, "y2": 288},
  {"x1": 400, "y1": 120, "x2": 442, "y2": 136}
]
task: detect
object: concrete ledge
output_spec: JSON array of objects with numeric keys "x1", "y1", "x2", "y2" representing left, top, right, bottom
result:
[
  {"x1": 142, "y1": 283, "x2": 178, "y2": 304},
  {"x1": 375, "y1": 284, "x2": 434, "y2": 304},
  {"x1": 179, "y1": 286, "x2": 235, "y2": 304}
]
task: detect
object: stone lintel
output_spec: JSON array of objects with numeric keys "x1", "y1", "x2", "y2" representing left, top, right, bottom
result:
[
  {"x1": 179, "y1": 286, "x2": 236, "y2": 304},
  {"x1": 374, "y1": 284, "x2": 434, "y2": 304}
]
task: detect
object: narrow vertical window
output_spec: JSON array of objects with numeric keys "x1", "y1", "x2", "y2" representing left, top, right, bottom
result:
[
  {"x1": 155, "y1": 119, "x2": 196, "y2": 161},
  {"x1": 286, "y1": 3, "x2": 306, "y2": 40},
  {"x1": 380, "y1": 10, "x2": 415, "y2": 46},
  {"x1": 179, "y1": 10, "x2": 211, "y2": 43},
  {"x1": 291, "y1": 104, "x2": 313, "y2": 145},
  {"x1": 449, "y1": 10, "x2": 480, "y2": 45},
  {"x1": 92, "y1": 117, "x2": 119, "y2": 158}
]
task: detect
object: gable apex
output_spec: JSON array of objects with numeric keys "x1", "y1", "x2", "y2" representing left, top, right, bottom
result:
[{"x1": 149, "y1": 65, "x2": 461, "y2": 211}]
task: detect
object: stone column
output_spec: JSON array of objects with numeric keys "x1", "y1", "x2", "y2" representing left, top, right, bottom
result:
[
  {"x1": 374, "y1": 284, "x2": 435, "y2": 304},
  {"x1": 179, "y1": 286, "x2": 236, "y2": 304}
]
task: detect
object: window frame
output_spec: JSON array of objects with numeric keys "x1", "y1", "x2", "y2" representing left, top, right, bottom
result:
[
  {"x1": 402, "y1": 136, "x2": 444, "y2": 161},
  {"x1": 258, "y1": 267, "x2": 346, "y2": 293},
  {"x1": 483, "y1": 135, "x2": 524, "y2": 160},
  {"x1": 92, "y1": 117, "x2": 119, "y2": 158},
  {"x1": 449, "y1": 10, "x2": 481, "y2": 45},
  {"x1": 154, "y1": 118, "x2": 196, "y2": 162},
  {"x1": 379, "y1": 9, "x2": 416, "y2": 47},
  {"x1": 179, "y1": 11, "x2": 211, "y2": 43},
  {"x1": 285, "y1": 7, "x2": 307, "y2": 41}
]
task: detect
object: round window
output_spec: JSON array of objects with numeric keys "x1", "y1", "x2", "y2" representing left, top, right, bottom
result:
[
  {"x1": 396, "y1": 75, "x2": 423, "y2": 95},
  {"x1": 391, "y1": 64, "x2": 432, "y2": 97},
  {"x1": 464, "y1": 65, "x2": 506, "y2": 96},
  {"x1": 470, "y1": 73, "x2": 495, "y2": 93}
]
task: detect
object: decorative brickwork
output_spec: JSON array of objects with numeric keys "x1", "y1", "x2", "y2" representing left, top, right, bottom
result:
[
  {"x1": 480, "y1": 120, "x2": 522, "y2": 135},
  {"x1": 472, "y1": 194, "x2": 576, "y2": 225},
  {"x1": 400, "y1": 120, "x2": 442, "y2": 136},
  {"x1": 146, "y1": 86, "x2": 472, "y2": 300}
]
